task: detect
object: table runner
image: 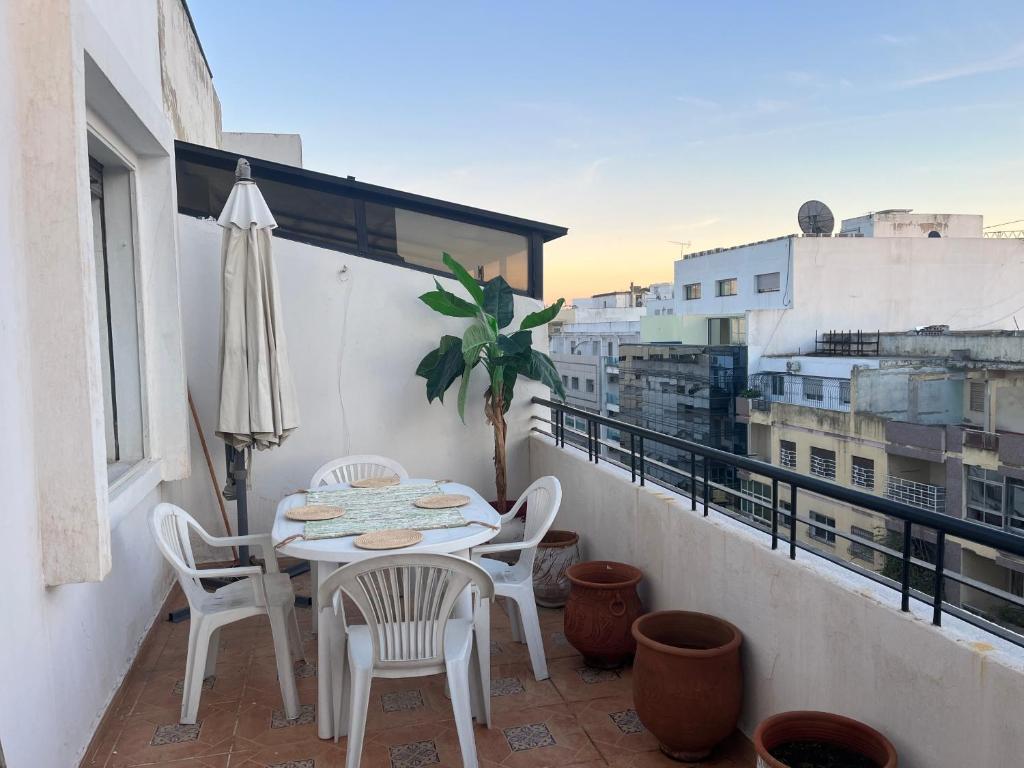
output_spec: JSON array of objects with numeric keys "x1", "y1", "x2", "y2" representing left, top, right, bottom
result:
[{"x1": 301, "y1": 483, "x2": 468, "y2": 540}]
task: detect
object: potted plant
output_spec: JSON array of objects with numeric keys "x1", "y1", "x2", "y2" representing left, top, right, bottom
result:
[
  {"x1": 415, "y1": 253, "x2": 566, "y2": 512},
  {"x1": 631, "y1": 611, "x2": 742, "y2": 761},
  {"x1": 754, "y1": 711, "x2": 897, "y2": 768}
]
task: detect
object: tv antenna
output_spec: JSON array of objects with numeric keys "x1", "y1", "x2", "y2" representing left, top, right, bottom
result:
[
  {"x1": 669, "y1": 240, "x2": 692, "y2": 257},
  {"x1": 797, "y1": 200, "x2": 835, "y2": 235}
]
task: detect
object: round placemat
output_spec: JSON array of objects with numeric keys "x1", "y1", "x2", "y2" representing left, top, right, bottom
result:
[
  {"x1": 353, "y1": 529, "x2": 423, "y2": 550},
  {"x1": 414, "y1": 493, "x2": 471, "y2": 509},
  {"x1": 285, "y1": 505, "x2": 345, "y2": 522},
  {"x1": 350, "y1": 475, "x2": 400, "y2": 489}
]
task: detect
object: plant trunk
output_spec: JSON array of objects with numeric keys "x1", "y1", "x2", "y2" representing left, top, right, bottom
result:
[{"x1": 486, "y1": 390, "x2": 509, "y2": 513}]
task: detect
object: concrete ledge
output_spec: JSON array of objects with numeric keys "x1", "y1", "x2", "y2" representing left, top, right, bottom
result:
[{"x1": 530, "y1": 434, "x2": 1024, "y2": 768}]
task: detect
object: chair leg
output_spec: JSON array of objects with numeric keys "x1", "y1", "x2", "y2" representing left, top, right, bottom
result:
[
  {"x1": 345, "y1": 664, "x2": 373, "y2": 768},
  {"x1": 332, "y1": 632, "x2": 348, "y2": 742},
  {"x1": 505, "y1": 598, "x2": 524, "y2": 643},
  {"x1": 181, "y1": 619, "x2": 213, "y2": 724},
  {"x1": 204, "y1": 627, "x2": 221, "y2": 678},
  {"x1": 446, "y1": 657, "x2": 480, "y2": 768},
  {"x1": 473, "y1": 599, "x2": 492, "y2": 727},
  {"x1": 287, "y1": 606, "x2": 306, "y2": 664},
  {"x1": 515, "y1": 595, "x2": 549, "y2": 681},
  {"x1": 311, "y1": 560, "x2": 319, "y2": 636},
  {"x1": 268, "y1": 606, "x2": 301, "y2": 721}
]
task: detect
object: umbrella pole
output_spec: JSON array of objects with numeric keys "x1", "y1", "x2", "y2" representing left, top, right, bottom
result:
[{"x1": 228, "y1": 445, "x2": 251, "y2": 566}]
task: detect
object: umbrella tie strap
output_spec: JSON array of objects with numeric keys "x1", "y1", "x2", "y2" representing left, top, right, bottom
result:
[{"x1": 274, "y1": 534, "x2": 306, "y2": 550}]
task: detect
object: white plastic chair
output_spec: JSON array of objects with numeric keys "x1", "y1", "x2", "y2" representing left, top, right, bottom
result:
[
  {"x1": 307, "y1": 455, "x2": 411, "y2": 634},
  {"x1": 151, "y1": 503, "x2": 303, "y2": 724},
  {"x1": 318, "y1": 553, "x2": 494, "y2": 768},
  {"x1": 472, "y1": 476, "x2": 561, "y2": 681},
  {"x1": 309, "y1": 454, "x2": 410, "y2": 487}
]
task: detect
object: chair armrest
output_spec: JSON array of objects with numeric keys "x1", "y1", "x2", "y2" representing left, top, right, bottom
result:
[
  {"x1": 186, "y1": 565, "x2": 263, "y2": 581},
  {"x1": 193, "y1": 531, "x2": 282, "y2": 572},
  {"x1": 472, "y1": 541, "x2": 533, "y2": 557}
]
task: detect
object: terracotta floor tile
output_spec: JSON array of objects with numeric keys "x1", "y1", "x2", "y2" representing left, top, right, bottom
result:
[
  {"x1": 488, "y1": 662, "x2": 564, "y2": 713},
  {"x1": 226, "y1": 737, "x2": 344, "y2": 767},
  {"x1": 362, "y1": 674, "x2": 457, "y2": 733},
  {"x1": 568, "y1": 696, "x2": 658, "y2": 760},
  {"x1": 476, "y1": 703, "x2": 601, "y2": 768},
  {"x1": 357, "y1": 719, "x2": 468, "y2": 768},
  {"x1": 134, "y1": 660, "x2": 250, "y2": 717},
  {"x1": 106, "y1": 701, "x2": 238, "y2": 767},
  {"x1": 547, "y1": 658, "x2": 633, "y2": 703},
  {"x1": 604, "y1": 730, "x2": 754, "y2": 768},
  {"x1": 233, "y1": 696, "x2": 319, "y2": 749}
]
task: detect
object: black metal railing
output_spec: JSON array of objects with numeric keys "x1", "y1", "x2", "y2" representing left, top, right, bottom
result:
[
  {"x1": 532, "y1": 396, "x2": 1024, "y2": 648},
  {"x1": 748, "y1": 372, "x2": 850, "y2": 411},
  {"x1": 813, "y1": 329, "x2": 880, "y2": 357}
]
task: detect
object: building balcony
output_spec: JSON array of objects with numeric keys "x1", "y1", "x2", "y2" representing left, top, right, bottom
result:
[
  {"x1": 605, "y1": 391, "x2": 620, "y2": 412},
  {"x1": 886, "y1": 475, "x2": 947, "y2": 514}
]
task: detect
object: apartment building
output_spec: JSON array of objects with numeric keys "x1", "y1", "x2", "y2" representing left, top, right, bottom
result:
[{"x1": 742, "y1": 330, "x2": 1024, "y2": 636}]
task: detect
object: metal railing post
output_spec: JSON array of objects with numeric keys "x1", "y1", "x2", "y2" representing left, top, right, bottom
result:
[
  {"x1": 702, "y1": 457, "x2": 709, "y2": 516},
  {"x1": 771, "y1": 478, "x2": 779, "y2": 550},
  {"x1": 932, "y1": 531, "x2": 946, "y2": 626},
  {"x1": 900, "y1": 519, "x2": 913, "y2": 612},
  {"x1": 586, "y1": 418, "x2": 593, "y2": 461},
  {"x1": 638, "y1": 436, "x2": 645, "y2": 487},
  {"x1": 630, "y1": 433, "x2": 636, "y2": 482},
  {"x1": 690, "y1": 451, "x2": 697, "y2": 511},
  {"x1": 789, "y1": 486, "x2": 798, "y2": 560}
]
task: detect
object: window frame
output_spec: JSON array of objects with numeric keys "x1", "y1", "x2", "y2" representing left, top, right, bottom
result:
[
  {"x1": 809, "y1": 511, "x2": 837, "y2": 545},
  {"x1": 715, "y1": 278, "x2": 738, "y2": 297},
  {"x1": 684, "y1": 282, "x2": 702, "y2": 300},
  {"x1": 755, "y1": 271, "x2": 781, "y2": 293},
  {"x1": 804, "y1": 376, "x2": 824, "y2": 402}
]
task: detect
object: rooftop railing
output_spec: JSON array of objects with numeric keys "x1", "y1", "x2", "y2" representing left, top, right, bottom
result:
[{"x1": 533, "y1": 396, "x2": 1024, "y2": 648}]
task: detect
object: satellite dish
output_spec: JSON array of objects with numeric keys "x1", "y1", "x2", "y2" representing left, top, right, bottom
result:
[{"x1": 798, "y1": 200, "x2": 835, "y2": 235}]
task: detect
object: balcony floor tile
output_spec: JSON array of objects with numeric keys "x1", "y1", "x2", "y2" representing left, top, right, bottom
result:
[{"x1": 81, "y1": 579, "x2": 753, "y2": 767}]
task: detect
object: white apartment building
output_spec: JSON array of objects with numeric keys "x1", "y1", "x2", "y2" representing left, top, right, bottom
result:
[{"x1": 662, "y1": 210, "x2": 1024, "y2": 371}]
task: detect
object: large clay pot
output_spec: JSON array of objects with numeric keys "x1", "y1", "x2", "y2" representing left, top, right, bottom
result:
[
  {"x1": 564, "y1": 561, "x2": 643, "y2": 668},
  {"x1": 632, "y1": 611, "x2": 742, "y2": 762},
  {"x1": 754, "y1": 711, "x2": 897, "y2": 768},
  {"x1": 533, "y1": 530, "x2": 581, "y2": 608}
]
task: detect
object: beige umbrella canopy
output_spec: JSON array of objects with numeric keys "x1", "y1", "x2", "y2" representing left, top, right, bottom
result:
[{"x1": 216, "y1": 158, "x2": 300, "y2": 450}]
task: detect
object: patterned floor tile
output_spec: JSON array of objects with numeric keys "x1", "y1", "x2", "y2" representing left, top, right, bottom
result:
[
  {"x1": 579, "y1": 668, "x2": 621, "y2": 685},
  {"x1": 609, "y1": 710, "x2": 643, "y2": 735},
  {"x1": 269, "y1": 760, "x2": 315, "y2": 768},
  {"x1": 570, "y1": 696, "x2": 658, "y2": 760},
  {"x1": 271, "y1": 703, "x2": 316, "y2": 728},
  {"x1": 388, "y1": 739, "x2": 441, "y2": 768},
  {"x1": 548, "y1": 657, "x2": 633, "y2": 702},
  {"x1": 294, "y1": 661, "x2": 317, "y2": 679},
  {"x1": 381, "y1": 689, "x2": 426, "y2": 713},
  {"x1": 503, "y1": 723, "x2": 557, "y2": 752},
  {"x1": 150, "y1": 722, "x2": 202, "y2": 746},
  {"x1": 491, "y1": 676, "x2": 527, "y2": 697},
  {"x1": 173, "y1": 676, "x2": 216, "y2": 694}
]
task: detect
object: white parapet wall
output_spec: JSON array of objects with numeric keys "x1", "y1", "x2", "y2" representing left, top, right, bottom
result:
[{"x1": 530, "y1": 434, "x2": 1024, "y2": 768}]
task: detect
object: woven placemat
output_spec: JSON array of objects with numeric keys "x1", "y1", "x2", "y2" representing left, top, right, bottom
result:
[
  {"x1": 301, "y1": 483, "x2": 468, "y2": 540},
  {"x1": 285, "y1": 505, "x2": 345, "y2": 522},
  {"x1": 353, "y1": 529, "x2": 423, "y2": 550},
  {"x1": 350, "y1": 476, "x2": 400, "y2": 488},
  {"x1": 414, "y1": 493, "x2": 471, "y2": 509}
]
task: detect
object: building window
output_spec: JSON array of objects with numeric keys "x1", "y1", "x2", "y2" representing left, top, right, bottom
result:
[
  {"x1": 586, "y1": 379, "x2": 595, "y2": 393},
  {"x1": 849, "y1": 525, "x2": 875, "y2": 562},
  {"x1": 571, "y1": 377, "x2": 579, "y2": 390},
  {"x1": 804, "y1": 377, "x2": 824, "y2": 402},
  {"x1": 969, "y1": 381, "x2": 986, "y2": 413},
  {"x1": 716, "y1": 278, "x2": 737, "y2": 297},
  {"x1": 771, "y1": 374, "x2": 786, "y2": 396},
  {"x1": 966, "y1": 466, "x2": 1004, "y2": 528},
  {"x1": 810, "y1": 447, "x2": 836, "y2": 479},
  {"x1": 755, "y1": 272, "x2": 780, "y2": 293},
  {"x1": 851, "y1": 456, "x2": 875, "y2": 489},
  {"x1": 592, "y1": 341, "x2": 600, "y2": 356},
  {"x1": 607, "y1": 341, "x2": 613, "y2": 357},
  {"x1": 840, "y1": 380, "x2": 851, "y2": 405},
  {"x1": 89, "y1": 155, "x2": 144, "y2": 483},
  {"x1": 780, "y1": 440, "x2": 796, "y2": 468},
  {"x1": 740, "y1": 479, "x2": 772, "y2": 526},
  {"x1": 684, "y1": 282, "x2": 702, "y2": 300},
  {"x1": 1009, "y1": 480, "x2": 1024, "y2": 533},
  {"x1": 809, "y1": 511, "x2": 836, "y2": 544},
  {"x1": 561, "y1": 375, "x2": 569, "y2": 387}
]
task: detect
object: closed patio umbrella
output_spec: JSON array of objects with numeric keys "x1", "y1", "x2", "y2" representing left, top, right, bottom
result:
[{"x1": 216, "y1": 158, "x2": 299, "y2": 562}]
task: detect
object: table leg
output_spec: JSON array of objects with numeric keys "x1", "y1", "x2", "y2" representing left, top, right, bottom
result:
[
  {"x1": 311, "y1": 560, "x2": 319, "y2": 635},
  {"x1": 316, "y1": 560, "x2": 338, "y2": 740},
  {"x1": 452, "y1": 548, "x2": 473, "y2": 619}
]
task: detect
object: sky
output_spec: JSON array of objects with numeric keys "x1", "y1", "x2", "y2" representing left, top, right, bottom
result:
[{"x1": 190, "y1": 1, "x2": 1024, "y2": 304}]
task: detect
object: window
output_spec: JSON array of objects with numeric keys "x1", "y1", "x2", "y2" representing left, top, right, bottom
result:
[
  {"x1": 684, "y1": 282, "x2": 701, "y2": 300},
  {"x1": 1009, "y1": 480, "x2": 1024, "y2": 533},
  {"x1": 716, "y1": 278, "x2": 737, "y2": 297},
  {"x1": 607, "y1": 341, "x2": 613, "y2": 357},
  {"x1": 840, "y1": 380, "x2": 851, "y2": 405},
  {"x1": 592, "y1": 341, "x2": 600, "y2": 356},
  {"x1": 780, "y1": 439, "x2": 797, "y2": 468},
  {"x1": 851, "y1": 456, "x2": 875, "y2": 489},
  {"x1": 809, "y1": 511, "x2": 836, "y2": 544},
  {"x1": 756, "y1": 272, "x2": 780, "y2": 293},
  {"x1": 804, "y1": 377, "x2": 824, "y2": 402},
  {"x1": 561, "y1": 375, "x2": 568, "y2": 387},
  {"x1": 969, "y1": 381, "x2": 986, "y2": 413},
  {"x1": 740, "y1": 479, "x2": 772, "y2": 526},
  {"x1": 810, "y1": 447, "x2": 836, "y2": 479},
  {"x1": 89, "y1": 154, "x2": 144, "y2": 482},
  {"x1": 585, "y1": 379, "x2": 595, "y2": 393},
  {"x1": 849, "y1": 525, "x2": 875, "y2": 562},
  {"x1": 708, "y1": 316, "x2": 746, "y2": 345},
  {"x1": 771, "y1": 374, "x2": 786, "y2": 396},
  {"x1": 966, "y1": 466, "x2": 1004, "y2": 528},
  {"x1": 571, "y1": 377, "x2": 579, "y2": 391}
]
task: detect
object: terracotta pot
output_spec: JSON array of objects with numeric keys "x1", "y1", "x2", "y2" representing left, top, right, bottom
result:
[
  {"x1": 564, "y1": 561, "x2": 643, "y2": 668},
  {"x1": 533, "y1": 531, "x2": 581, "y2": 608},
  {"x1": 754, "y1": 711, "x2": 897, "y2": 768},
  {"x1": 632, "y1": 611, "x2": 743, "y2": 762}
]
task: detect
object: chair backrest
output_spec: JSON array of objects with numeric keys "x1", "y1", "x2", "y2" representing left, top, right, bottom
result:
[
  {"x1": 150, "y1": 503, "x2": 211, "y2": 607},
  {"x1": 309, "y1": 455, "x2": 410, "y2": 487},
  {"x1": 318, "y1": 553, "x2": 494, "y2": 671},
  {"x1": 507, "y1": 476, "x2": 562, "y2": 580}
]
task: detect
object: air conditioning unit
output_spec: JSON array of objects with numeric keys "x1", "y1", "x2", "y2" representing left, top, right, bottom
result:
[{"x1": 786, "y1": 360, "x2": 801, "y2": 373}]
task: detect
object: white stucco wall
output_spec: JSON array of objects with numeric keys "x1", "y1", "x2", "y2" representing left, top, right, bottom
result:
[
  {"x1": 531, "y1": 436, "x2": 1024, "y2": 768},
  {"x1": 168, "y1": 216, "x2": 549, "y2": 552},
  {"x1": 673, "y1": 238, "x2": 793, "y2": 317},
  {"x1": 221, "y1": 131, "x2": 303, "y2": 166},
  {"x1": 157, "y1": 0, "x2": 221, "y2": 145}
]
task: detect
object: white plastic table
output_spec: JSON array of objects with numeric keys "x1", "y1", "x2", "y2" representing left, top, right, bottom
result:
[{"x1": 273, "y1": 480, "x2": 501, "y2": 739}]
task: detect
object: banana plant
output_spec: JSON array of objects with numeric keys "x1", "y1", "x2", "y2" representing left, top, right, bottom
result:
[{"x1": 416, "y1": 253, "x2": 566, "y2": 512}]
